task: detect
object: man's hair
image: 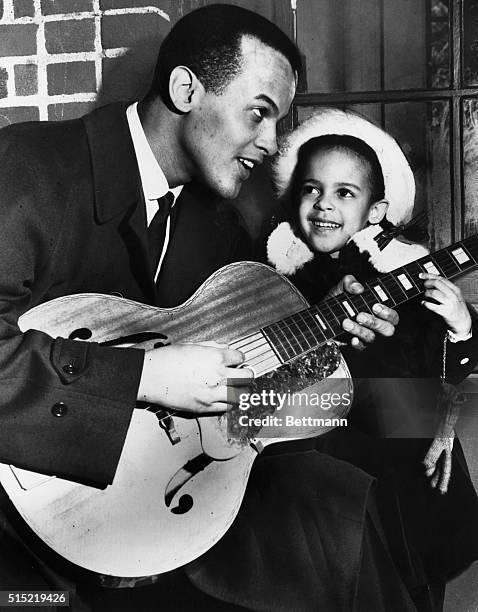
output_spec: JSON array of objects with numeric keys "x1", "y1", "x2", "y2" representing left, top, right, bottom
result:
[
  {"x1": 146, "y1": 4, "x2": 301, "y2": 109},
  {"x1": 291, "y1": 134, "x2": 386, "y2": 204}
]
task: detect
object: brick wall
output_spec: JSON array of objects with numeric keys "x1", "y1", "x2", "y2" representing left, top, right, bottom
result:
[
  {"x1": 0, "y1": 0, "x2": 290, "y2": 127},
  {"x1": 0, "y1": 0, "x2": 173, "y2": 127}
]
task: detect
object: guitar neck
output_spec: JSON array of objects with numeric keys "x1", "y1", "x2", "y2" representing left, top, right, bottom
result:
[{"x1": 262, "y1": 235, "x2": 478, "y2": 364}]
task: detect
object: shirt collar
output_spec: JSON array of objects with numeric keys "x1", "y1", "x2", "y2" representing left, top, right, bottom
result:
[{"x1": 126, "y1": 102, "x2": 182, "y2": 202}]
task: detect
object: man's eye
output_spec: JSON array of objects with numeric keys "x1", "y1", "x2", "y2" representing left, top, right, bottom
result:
[{"x1": 251, "y1": 108, "x2": 265, "y2": 121}]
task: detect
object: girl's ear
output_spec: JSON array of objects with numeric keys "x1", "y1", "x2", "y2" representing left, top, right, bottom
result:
[{"x1": 367, "y1": 199, "x2": 389, "y2": 225}]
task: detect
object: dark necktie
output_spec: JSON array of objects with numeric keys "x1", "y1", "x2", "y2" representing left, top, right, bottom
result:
[{"x1": 147, "y1": 191, "x2": 174, "y2": 274}]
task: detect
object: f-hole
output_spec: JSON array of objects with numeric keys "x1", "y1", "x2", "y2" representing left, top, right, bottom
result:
[{"x1": 69, "y1": 328, "x2": 93, "y2": 340}]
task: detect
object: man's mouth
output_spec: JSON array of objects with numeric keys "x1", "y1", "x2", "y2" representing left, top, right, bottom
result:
[
  {"x1": 238, "y1": 157, "x2": 257, "y2": 171},
  {"x1": 310, "y1": 220, "x2": 341, "y2": 229}
]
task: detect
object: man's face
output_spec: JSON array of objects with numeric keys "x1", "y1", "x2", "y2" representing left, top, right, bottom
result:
[{"x1": 182, "y1": 36, "x2": 296, "y2": 199}]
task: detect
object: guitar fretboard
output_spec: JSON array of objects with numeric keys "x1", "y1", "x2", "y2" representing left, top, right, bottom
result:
[{"x1": 262, "y1": 235, "x2": 478, "y2": 364}]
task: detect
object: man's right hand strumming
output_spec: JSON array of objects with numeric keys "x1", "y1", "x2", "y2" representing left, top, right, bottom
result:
[{"x1": 137, "y1": 343, "x2": 254, "y2": 413}]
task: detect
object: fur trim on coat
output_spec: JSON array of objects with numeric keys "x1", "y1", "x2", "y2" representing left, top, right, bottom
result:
[{"x1": 267, "y1": 222, "x2": 429, "y2": 276}]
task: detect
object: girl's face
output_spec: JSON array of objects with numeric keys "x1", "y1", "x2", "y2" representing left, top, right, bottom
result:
[{"x1": 297, "y1": 147, "x2": 386, "y2": 256}]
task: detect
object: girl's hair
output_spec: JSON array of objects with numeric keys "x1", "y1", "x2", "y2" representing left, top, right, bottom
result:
[{"x1": 286, "y1": 134, "x2": 386, "y2": 209}]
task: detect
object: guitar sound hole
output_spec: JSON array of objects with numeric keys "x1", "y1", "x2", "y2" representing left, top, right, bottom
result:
[
  {"x1": 170, "y1": 494, "x2": 193, "y2": 515},
  {"x1": 69, "y1": 328, "x2": 92, "y2": 340}
]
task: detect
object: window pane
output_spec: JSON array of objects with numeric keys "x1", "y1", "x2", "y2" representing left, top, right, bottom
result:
[
  {"x1": 429, "y1": 0, "x2": 451, "y2": 88},
  {"x1": 296, "y1": 104, "x2": 381, "y2": 125},
  {"x1": 297, "y1": 0, "x2": 381, "y2": 92},
  {"x1": 384, "y1": 101, "x2": 451, "y2": 249},
  {"x1": 383, "y1": 0, "x2": 426, "y2": 90},
  {"x1": 297, "y1": 0, "x2": 450, "y2": 93},
  {"x1": 297, "y1": 0, "x2": 382, "y2": 93},
  {"x1": 464, "y1": 0, "x2": 478, "y2": 86},
  {"x1": 463, "y1": 99, "x2": 478, "y2": 236}
]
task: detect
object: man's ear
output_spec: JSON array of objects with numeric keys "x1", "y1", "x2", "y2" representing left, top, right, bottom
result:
[
  {"x1": 169, "y1": 66, "x2": 204, "y2": 113},
  {"x1": 367, "y1": 199, "x2": 389, "y2": 224}
]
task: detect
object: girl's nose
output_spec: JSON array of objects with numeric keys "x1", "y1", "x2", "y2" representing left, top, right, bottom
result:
[{"x1": 313, "y1": 194, "x2": 333, "y2": 210}]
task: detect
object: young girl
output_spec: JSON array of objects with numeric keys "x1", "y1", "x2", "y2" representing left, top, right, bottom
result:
[{"x1": 265, "y1": 108, "x2": 478, "y2": 611}]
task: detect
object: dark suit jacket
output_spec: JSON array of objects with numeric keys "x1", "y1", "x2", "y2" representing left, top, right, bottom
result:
[
  {"x1": 0, "y1": 105, "x2": 417, "y2": 612},
  {"x1": 0, "y1": 103, "x2": 251, "y2": 487}
]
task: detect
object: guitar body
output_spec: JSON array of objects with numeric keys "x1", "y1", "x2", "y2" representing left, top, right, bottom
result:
[{"x1": 0, "y1": 262, "x2": 352, "y2": 579}]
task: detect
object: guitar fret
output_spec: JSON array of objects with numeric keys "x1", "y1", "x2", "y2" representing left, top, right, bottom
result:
[
  {"x1": 291, "y1": 314, "x2": 313, "y2": 349},
  {"x1": 360, "y1": 287, "x2": 381, "y2": 310},
  {"x1": 463, "y1": 236, "x2": 478, "y2": 263},
  {"x1": 429, "y1": 254, "x2": 446, "y2": 275},
  {"x1": 394, "y1": 267, "x2": 421, "y2": 297},
  {"x1": 450, "y1": 243, "x2": 475, "y2": 271},
  {"x1": 403, "y1": 261, "x2": 424, "y2": 288},
  {"x1": 297, "y1": 310, "x2": 328, "y2": 346},
  {"x1": 340, "y1": 297, "x2": 357, "y2": 317},
  {"x1": 370, "y1": 279, "x2": 393, "y2": 305},
  {"x1": 349, "y1": 292, "x2": 374, "y2": 314},
  {"x1": 421, "y1": 257, "x2": 443, "y2": 276},
  {"x1": 263, "y1": 324, "x2": 294, "y2": 362},
  {"x1": 328, "y1": 297, "x2": 350, "y2": 322},
  {"x1": 276, "y1": 319, "x2": 304, "y2": 355},
  {"x1": 380, "y1": 274, "x2": 407, "y2": 303},
  {"x1": 433, "y1": 250, "x2": 461, "y2": 277},
  {"x1": 265, "y1": 310, "x2": 328, "y2": 362},
  {"x1": 396, "y1": 269, "x2": 420, "y2": 296},
  {"x1": 286, "y1": 314, "x2": 325, "y2": 353},
  {"x1": 450, "y1": 245, "x2": 471, "y2": 265},
  {"x1": 396, "y1": 272, "x2": 413, "y2": 291},
  {"x1": 286, "y1": 316, "x2": 313, "y2": 351},
  {"x1": 311, "y1": 305, "x2": 336, "y2": 337},
  {"x1": 318, "y1": 301, "x2": 343, "y2": 334}
]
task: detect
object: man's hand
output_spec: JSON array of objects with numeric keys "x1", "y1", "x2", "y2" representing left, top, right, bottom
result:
[
  {"x1": 420, "y1": 273, "x2": 472, "y2": 337},
  {"x1": 423, "y1": 433, "x2": 455, "y2": 494},
  {"x1": 137, "y1": 343, "x2": 253, "y2": 414},
  {"x1": 328, "y1": 275, "x2": 399, "y2": 350}
]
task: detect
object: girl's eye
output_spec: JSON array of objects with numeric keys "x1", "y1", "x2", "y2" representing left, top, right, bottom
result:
[
  {"x1": 302, "y1": 184, "x2": 320, "y2": 196},
  {"x1": 338, "y1": 188, "x2": 354, "y2": 198}
]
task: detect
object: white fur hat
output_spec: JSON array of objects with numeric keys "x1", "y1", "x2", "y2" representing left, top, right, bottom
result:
[{"x1": 273, "y1": 107, "x2": 415, "y2": 225}]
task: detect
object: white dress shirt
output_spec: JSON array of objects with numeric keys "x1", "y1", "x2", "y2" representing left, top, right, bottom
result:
[{"x1": 126, "y1": 102, "x2": 182, "y2": 281}]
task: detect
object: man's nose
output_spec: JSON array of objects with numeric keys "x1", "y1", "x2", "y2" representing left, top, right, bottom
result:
[{"x1": 256, "y1": 123, "x2": 278, "y2": 157}]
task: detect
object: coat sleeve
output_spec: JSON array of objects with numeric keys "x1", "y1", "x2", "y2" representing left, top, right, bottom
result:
[{"x1": 0, "y1": 129, "x2": 144, "y2": 488}]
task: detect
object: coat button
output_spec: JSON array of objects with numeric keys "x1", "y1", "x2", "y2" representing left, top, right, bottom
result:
[
  {"x1": 51, "y1": 402, "x2": 68, "y2": 417},
  {"x1": 62, "y1": 363, "x2": 76, "y2": 375}
]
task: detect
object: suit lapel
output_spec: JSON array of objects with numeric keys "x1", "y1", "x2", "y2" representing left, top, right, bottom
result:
[
  {"x1": 82, "y1": 103, "x2": 156, "y2": 302},
  {"x1": 81, "y1": 105, "x2": 251, "y2": 308}
]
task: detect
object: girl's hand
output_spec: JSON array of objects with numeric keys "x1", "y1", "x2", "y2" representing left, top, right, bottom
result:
[
  {"x1": 420, "y1": 273, "x2": 471, "y2": 337},
  {"x1": 423, "y1": 433, "x2": 455, "y2": 494},
  {"x1": 329, "y1": 275, "x2": 399, "y2": 350}
]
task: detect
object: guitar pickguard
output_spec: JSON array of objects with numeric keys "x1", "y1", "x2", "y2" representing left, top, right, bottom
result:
[{"x1": 227, "y1": 342, "x2": 343, "y2": 444}]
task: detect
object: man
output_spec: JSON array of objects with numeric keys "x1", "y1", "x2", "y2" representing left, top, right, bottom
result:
[{"x1": 0, "y1": 4, "x2": 409, "y2": 610}]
